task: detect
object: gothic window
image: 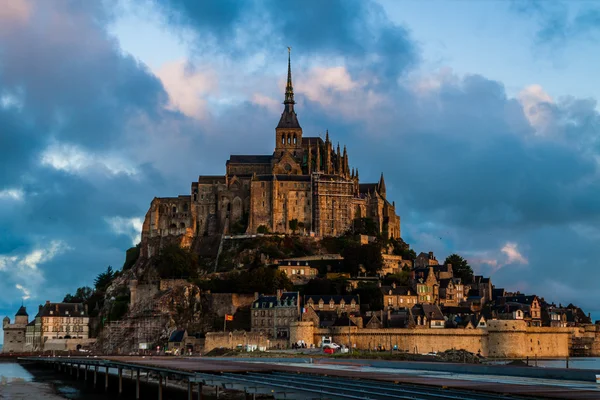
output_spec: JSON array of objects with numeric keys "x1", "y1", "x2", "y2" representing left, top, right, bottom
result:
[
  {"x1": 281, "y1": 136, "x2": 285, "y2": 145},
  {"x1": 172, "y1": 206, "x2": 177, "y2": 213},
  {"x1": 293, "y1": 135, "x2": 297, "y2": 144},
  {"x1": 287, "y1": 135, "x2": 291, "y2": 144}
]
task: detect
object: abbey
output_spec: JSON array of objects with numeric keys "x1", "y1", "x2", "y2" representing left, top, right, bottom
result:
[{"x1": 141, "y1": 52, "x2": 400, "y2": 244}]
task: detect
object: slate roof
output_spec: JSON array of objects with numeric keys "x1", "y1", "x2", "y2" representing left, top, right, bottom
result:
[
  {"x1": 302, "y1": 137, "x2": 324, "y2": 146},
  {"x1": 332, "y1": 315, "x2": 358, "y2": 327},
  {"x1": 388, "y1": 308, "x2": 413, "y2": 328},
  {"x1": 304, "y1": 295, "x2": 359, "y2": 304},
  {"x1": 169, "y1": 329, "x2": 186, "y2": 343},
  {"x1": 277, "y1": 109, "x2": 301, "y2": 129},
  {"x1": 255, "y1": 175, "x2": 311, "y2": 182},
  {"x1": 253, "y1": 292, "x2": 299, "y2": 308},
  {"x1": 197, "y1": 175, "x2": 226, "y2": 184},
  {"x1": 15, "y1": 306, "x2": 28, "y2": 317},
  {"x1": 492, "y1": 288, "x2": 505, "y2": 301},
  {"x1": 380, "y1": 286, "x2": 413, "y2": 296},
  {"x1": 228, "y1": 155, "x2": 272, "y2": 164},
  {"x1": 411, "y1": 304, "x2": 444, "y2": 320},
  {"x1": 37, "y1": 303, "x2": 88, "y2": 318},
  {"x1": 503, "y1": 295, "x2": 538, "y2": 305},
  {"x1": 359, "y1": 183, "x2": 378, "y2": 194}
]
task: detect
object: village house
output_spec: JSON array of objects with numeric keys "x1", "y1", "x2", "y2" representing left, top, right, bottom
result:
[
  {"x1": 276, "y1": 259, "x2": 319, "y2": 285},
  {"x1": 379, "y1": 282, "x2": 418, "y2": 310},
  {"x1": 411, "y1": 304, "x2": 445, "y2": 328},
  {"x1": 415, "y1": 251, "x2": 439, "y2": 268},
  {"x1": 412, "y1": 267, "x2": 439, "y2": 304},
  {"x1": 304, "y1": 295, "x2": 359, "y2": 314},
  {"x1": 501, "y1": 295, "x2": 542, "y2": 327},
  {"x1": 438, "y1": 278, "x2": 465, "y2": 306},
  {"x1": 251, "y1": 291, "x2": 300, "y2": 338},
  {"x1": 37, "y1": 301, "x2": 90, "y2": 342}
]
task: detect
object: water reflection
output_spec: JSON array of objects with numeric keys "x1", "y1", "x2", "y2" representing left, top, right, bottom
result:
[{"x1": 0, "y1": 362, "x2": 34, "y2": 382}]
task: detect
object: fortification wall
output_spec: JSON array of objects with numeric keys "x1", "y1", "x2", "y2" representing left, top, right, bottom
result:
[
  {"x1": 204, "y1": 331, "x2": 286, "y2": 352},
  {"x1": 43, "y1": 338, "x2": 97, "y2": 352},
  {"x1": 298, "y1": 321, "x2": 573, "y2": 358},
  {"x1": 314, "y1": 327, "x2": 487, "y2": 355},
  {"x1": 290, "y1": 321, "x2": 315, "y2": 346}
]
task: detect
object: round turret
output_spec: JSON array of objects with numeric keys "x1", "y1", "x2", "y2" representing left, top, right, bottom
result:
[{"x1": 2, "y1": 316, "x2": 9, "y2": 327}]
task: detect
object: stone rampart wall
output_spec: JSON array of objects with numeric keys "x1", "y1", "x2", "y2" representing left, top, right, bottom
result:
[
  {"x1": 204, "y1": 331, "x2": 287, "y2": 352},
  {"x1": 289, "y1": 320, "x2": 574, "y2": 358}
]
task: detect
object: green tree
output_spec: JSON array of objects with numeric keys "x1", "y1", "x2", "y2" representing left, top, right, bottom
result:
[
  {"x1": 341, "y1": 242, "x2": 383, "y2": 276},
  {"x1": 444, "y1": 253, "x2": 474, "y2": 282},
  {"x1": 63, "y1": 286, "x2": 94, "y2": 303},
  {"x1": 257, "y1": 225, "x2": 270, "y2": 234},
  {"x1": 389, "y1": 237, "x2": 417, "y2": 260},
  {"x1": 155, "y1": 244, "x2": 200, "y2": 279},
  {"x1": 94, "y1": 266, "x2": 114, "y2": 291},
  {"x1": 289, "y1": 218, "x2": 299, "y2": 234},
  {"x1": 384, "y1": 270, "x2": 411, "y2": 287},
  {"x1": 352, "y1": 283, "x2": 382, "y2": 311},
  {"x1": 352, "y1": 218, "x2": 378, "y2": 236}
]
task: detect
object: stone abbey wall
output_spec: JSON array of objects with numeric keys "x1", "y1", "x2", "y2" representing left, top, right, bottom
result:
[{"x1": 289, "y1": 320, "x2": 573, "y2": 358}]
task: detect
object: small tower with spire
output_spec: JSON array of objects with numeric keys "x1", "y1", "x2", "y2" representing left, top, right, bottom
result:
[
  {"x1": 378, "y1": 172, "x2": 387, "y2": 199},
  {"x1": 275, "y1": 47, "x2": 303, "y2": 159}
]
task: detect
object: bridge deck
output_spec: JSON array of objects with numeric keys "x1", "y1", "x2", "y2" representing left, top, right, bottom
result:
[{"x1": 19, "y1": 356, "x2": 600, "y2": 400}]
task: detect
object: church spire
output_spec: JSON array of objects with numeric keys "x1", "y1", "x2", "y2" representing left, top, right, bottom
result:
[
  {"x1": 284, "y1": 47, "x2": 295, "y2": 106},
  {"x1": 277, "y1": 47, "x2": 301, "y2": 129},
  {"x1": 378, "y1": 172, "x2": 387, "y2": 199}
]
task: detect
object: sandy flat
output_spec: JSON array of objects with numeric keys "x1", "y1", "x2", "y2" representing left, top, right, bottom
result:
[{"x1": 0, "y1": 380, "x2": 64, "y2": 399}]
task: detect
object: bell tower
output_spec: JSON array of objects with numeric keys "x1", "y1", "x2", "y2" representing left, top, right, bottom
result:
[{"x1": 275, "y1": 48, "x2": 303, "y2": 161}]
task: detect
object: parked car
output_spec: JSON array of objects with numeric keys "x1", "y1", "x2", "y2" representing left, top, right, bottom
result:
[{"x1": 323, "y1": 347, "x2": 335, "y2": 355}]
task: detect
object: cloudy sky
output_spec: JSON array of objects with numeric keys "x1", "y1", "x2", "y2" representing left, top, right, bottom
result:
[{"x1": 2, "y1": 0, "x2": 600, "y2": 340}]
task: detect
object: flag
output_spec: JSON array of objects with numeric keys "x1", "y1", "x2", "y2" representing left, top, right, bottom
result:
[{"x1": 225, "y1": 314, "x2": 234, "y2": 321}]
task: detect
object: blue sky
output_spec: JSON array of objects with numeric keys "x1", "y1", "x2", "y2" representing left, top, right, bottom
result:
[{"x1": 1, "y1": 0, "x2": 600, "y2": 342}]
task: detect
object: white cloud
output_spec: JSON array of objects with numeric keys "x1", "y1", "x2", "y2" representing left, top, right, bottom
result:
[
  {"x1": 105, "y1": 216, "x2": 143, "y2": 246},
  {"x1": 0, "y1": 240, "x2": 70, "y2": 272},
  {"x1": 154, "y1": 59, "x2": 218, "y2": 120},
  {"x1": 501, "y1": 242, "x2": 528, "y2": 265},
  {"x1": 15, "y1": 284, "x2": 30, "y2": 300},
  {"x1": 252, "y1": 93, "x2": 280, "y2": 113},
  {"x1": 40, "y1": 142, "x2": 138, "y2": 176},
  {"x1": 518, "y1": 84, "x2": 556, "y2": 135},
  {"x1": 0, "y1": 188, "x2": 24, "y2": 201},
  {"x1": 0, "y1": 0, "x2": 31, "y2": 24},
  {"x1": 297, "y1": 65, "x2": 384, "y2": 119}
]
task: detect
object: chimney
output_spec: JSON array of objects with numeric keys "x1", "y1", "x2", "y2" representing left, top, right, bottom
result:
[
  {"x1": 276, "y1": 289, "x2": 283, "y2": 300},
  {"x1": 55, "y1": 304, "x2": 59, "y2": 312},
  {"x1": 429, "y1": 251, "x2": 434, "y2": 259},
  {"x1": 84, "y1": 304, "x2": 88, "y2": 314},
  {"x1": 392, "y1": 282, "x2": 396, "y2": 289},
  {"x1": 46, "y1": 300, "x2": 50, "y2": 305},
  {"x1": 254, "y1": 292, "x2": 259, "y2": 301}
]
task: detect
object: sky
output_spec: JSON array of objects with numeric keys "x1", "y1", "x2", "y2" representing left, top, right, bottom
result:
[{"x1": 2, "y1": 0, "x2": 600, "y2": 342}]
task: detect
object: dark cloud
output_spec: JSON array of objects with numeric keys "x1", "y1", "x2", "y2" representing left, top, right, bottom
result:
[
  {"x1": 510, "y1": 1, "x2": 600, "y2": 46},
  {"x1": 154, "y1": 0, "x2": 417, "y2": 84}
]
